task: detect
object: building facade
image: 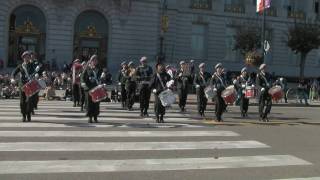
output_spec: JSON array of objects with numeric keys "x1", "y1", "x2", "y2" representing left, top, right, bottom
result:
[{"x1": 0, "y1": 0, "x2": 319, "y2": 77}]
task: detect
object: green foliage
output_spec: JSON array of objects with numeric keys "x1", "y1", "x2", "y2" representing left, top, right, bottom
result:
[
  {"x1": 233, "y1": 26, "x2": 261, "y2": 56},
  {"x1": 287, "y1": 23, "x2": 320, "y2": 55}
]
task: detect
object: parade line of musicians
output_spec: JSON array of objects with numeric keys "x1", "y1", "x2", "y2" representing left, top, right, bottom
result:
[{"x1": 11, "y1": 51, "x2": 282, "y2": 123}]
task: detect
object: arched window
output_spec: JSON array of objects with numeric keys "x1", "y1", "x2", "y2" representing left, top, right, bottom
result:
[
  {"x1": 8, "y1": 5, "x2": 46, "y2": 67},
  {"x1": 74, "y1": 11, "x2": 108, "y2": 67}
]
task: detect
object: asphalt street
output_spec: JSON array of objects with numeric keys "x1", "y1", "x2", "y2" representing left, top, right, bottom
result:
[{"x1": 0, "y1": 99, "x2": 319, "y2": 180}]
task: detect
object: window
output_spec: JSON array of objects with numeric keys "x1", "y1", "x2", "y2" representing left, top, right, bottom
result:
[
  {"x1": 224, "y1": 27, "x2": 240, "y2": 62},
  {"x1": 315, "y1": 0, "x2": 319, "y2": 14},
  {"x1": 191, "y1": 24, "x2": 207, "y2": 60},
  {"x1": 224, "y1": 0, "x2": 245, "y2": 13},
  {"x1": 191, "y1": 0, "x2": 212, "y2": 10}
]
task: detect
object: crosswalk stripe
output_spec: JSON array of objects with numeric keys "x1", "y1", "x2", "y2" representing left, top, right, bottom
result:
[
  {"x1": 275, "y1": 178, "x2": 320, "y2": 180},
  {"x1": 0, "y1": 122, "x2": 115, "y2": 128},
  {"x1": 0, "y1": 155, "x2": 310, "y2": 174},
  {"x1": 0, "y1": 141, "x2": 268, "y2": 151},
  {"x1": 0, "y1": 130, "x2": 239, "y2": 137}
]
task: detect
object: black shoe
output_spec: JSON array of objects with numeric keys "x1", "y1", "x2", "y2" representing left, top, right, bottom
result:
[
  {"x1": 144, "y1": 111, "x2": 149, "y2": 117},
  {"x1": 88, "y1": 117, "x2": 93, "y2": 123},
  {"x1": 140, "y1": 111, "x2": 144, "y2": 117},
  {"x1": 80, "y1": 107, "x2": 84, "y2": 112},
  {"x1": 73, "y1": 103, "x2": 76, "y2": 107},
  {"x1": 31, "y1": 110, "x2": 35, "y2": 115},
  {"x1": 160, "y1": 115, "x2": 164, "y2": 123},
  {"x1": 27, "y1": 114, "x2": 31, "y2": 122},
  {"x1": 156, "y1": 116, "x2": 160, "y2": 123},
  {"x1": 94, "y1": 116, "x2": 98, "y2": 123},
  {"x1": 22, "y1": 115, "x2": 26, "y2": 122}
]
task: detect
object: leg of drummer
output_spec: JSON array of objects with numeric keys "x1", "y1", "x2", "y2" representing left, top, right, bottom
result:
[
  {"x1": 244, "y1": 98, "x2": 249, "y2": 116},
  {"x1": 258, "y1": 94, "x2": 265, "y2": 120},
  {"x1": 264, "y1": 95, "x2": 272, "y2": 121},
  {"x1": 144, "y1": 86, "x2": 151, "y2": 116},
  {"x1": 20, "y1": 91, "x2": 27, "y2": 122},
  {"x1": 139, "y1": 85, "x2": 145, "y2": 117},
  {"x1": 240, "y1": 95, "x2": 245, "y2": 117},
  {"x1": 196, "y1": 88, "x2": 202, "y2": 115}
]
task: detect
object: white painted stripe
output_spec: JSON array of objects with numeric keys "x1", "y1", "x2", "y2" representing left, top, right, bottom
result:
[
  {"x1": 275, "y1": 178, "x2": 320, "y2": 180},
  {"x1": 0, "y1": 141, "x2": 268, "y2": 151},
  {"x1": 0, "y1": 116, "x2": 197, "y2": 122},
  {"x1": 0, "y1": 155, "x2": 310, "y2": 174},
  {"x1": 0, "y1": 131, "x2": 239, "y2": 137},
  {"x1": 0, "y1": 123, "x2": 114, "y2": 128}
]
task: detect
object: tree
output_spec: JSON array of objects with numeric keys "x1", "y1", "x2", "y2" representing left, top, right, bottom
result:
[
  {"x1": 287, "y1": 22, "x2": 320, "y2": 79},
  {"x1": 233, "y1": 26, "x2": 261, "y2": 56},
  {"x1": 233, "y1": 26, "x2": 262, "y2": 67}
]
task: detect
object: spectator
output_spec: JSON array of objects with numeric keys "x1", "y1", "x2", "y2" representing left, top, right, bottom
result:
[
  {"x1": 297, "y1": 79, "x2": 309, "y2": 106},
  {"x1": 309, "y1": 78, "x2": 319, "y2": 101}
]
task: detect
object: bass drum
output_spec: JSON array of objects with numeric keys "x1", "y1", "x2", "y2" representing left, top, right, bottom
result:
[
  {"x1": 268, "y1": 86, "x2": 283, "y2": 101},
  {"x1": 204, "y1": 86, "x2": 215, "y2": 99}
]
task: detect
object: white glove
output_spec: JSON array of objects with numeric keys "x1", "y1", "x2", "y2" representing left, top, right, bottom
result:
[
  {"x1": 10, "y1": 79, "x2": 15, "y2": 84},
  {"x1": 233, "y1": 80, "x2": 237, "y2": 85},
  {"x1": 252, "y1": 84, "x2": 255, "y2": 88},
  {"x1": 81, "y1": 83, "x2": 87, "y2": 87},
  {"x1": 195, "y1": 85, "x2": 200, "y2": 88},
  {"x1": 213, "y1": 88, "x2": 217, "y2": 91},
  {"x1": 35, "y1": 66, "x2": 40, "y2": 72},
  {"x1": 152, "y1": 89, "x2": 157, "y2": 93},
  {"x1": 178, "y1": 73, "x2": 182, "y2": 77},
  {"x1": 118, "y1": 82, "x2": 121, "y2": 86},
  {"x1": 261, "y1": 88, "x2": 265, "y2": 92},
  {"x1": 101, "y1": 72, "x2": 106, "y2": 78},
  {"x1": 166, "y1": 80, "x2": 175, "y2": 88},
  {"x1": 241, "y1": 84, "x2": 245, "y2": 88},
  {"x1": 35, "y1": 73, "x2": 39, "y2": 79}
]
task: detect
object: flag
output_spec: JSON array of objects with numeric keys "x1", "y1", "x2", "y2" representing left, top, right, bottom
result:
[{"x1": 257, "y1": 0, "x2": 271, "y2": 13}]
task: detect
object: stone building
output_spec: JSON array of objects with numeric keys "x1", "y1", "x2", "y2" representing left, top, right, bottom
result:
[{"x1": 0, "y1": 0, "x2": 319, "y2": 77}]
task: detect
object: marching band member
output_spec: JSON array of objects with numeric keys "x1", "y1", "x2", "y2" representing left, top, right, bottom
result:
[
  {"x1": 118, "y1": 61, "x2": 128, "y2": 109},
  {"x1": 80, "y1": 61, "x2": 87, "y2": 112},
  {"x1": 81, "y1": 55, "x2": 102, "y2": 123},
  {"x1": 11, "y1": 51, "x2": 33, "y2": 122},
  {"x1": 193, "y1": 63, "x2": 211, "y2": 117},
  {"x1": 256, "y1": 64, "x2": 272, "y2": 122},
  {"x1": 136, "y1": 57, "x2": 153, "y2": 117},
  {"x1": 150, "y1": 63, "x2": 171, "y2": 123},
  {"x1": 211, "y1": 63, "x2": 227, "y2": 122},
  {"x1": 72, "y1": 59, "x2": 82, "y2": 107},
  {"x1": 176, "y1": 61, "x2": 191, "y2": 112},
  {"x1": 29, "y1": 52, "x2": 42, "y2": 114},
  {"x1": 125, "y1": 61, "x2": 137, "y2": 111},
  {"x1": 234, "y1": 67, "x2": 252, "y2": 117}
]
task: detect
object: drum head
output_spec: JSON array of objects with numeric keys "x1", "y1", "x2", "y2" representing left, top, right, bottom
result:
[
  {"x1": 222, "y1": 88, "x2": 236, "y2": 97},
  {"x1": 38, "y1": 80, "x2": 46, "y2": 89}
]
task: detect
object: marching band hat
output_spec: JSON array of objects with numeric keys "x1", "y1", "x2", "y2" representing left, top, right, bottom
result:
[
  {"x1": 241, "y1": 67, "x2": 247, "y2": 73},
  {"x1": 21, "y1": 51, "x2": 30, "y2": 59},
  {"x1": 128, "y1": 61, "x2": 134, "y2": 67},
  {"x1": 199, "y1": 63, "x2": 205, "y2": 68},
  {"x1": 179, "y1": 61, "x2": 186, "y2": 65},
  {"x1": 140, "y1": 56, "x2": 147, "y2": 63},
  {"x1": 165, "y1": 65, "x2": 170, "y2": 69},
  {"x1": 190, "y1": 59, "x2": 195, "y2": 63},
  {"x1": 121, "y1": 61, "x2": 127, "y2": 66},
  {"x1": 215, "y1": 63, "x2": 223, "y2": 69},
  {"x1": 74, "y1": 59, "x2": 80, "y2": 63},
  {"x1": 259, "y1": 63, "x2": 267, "y2": 70}
]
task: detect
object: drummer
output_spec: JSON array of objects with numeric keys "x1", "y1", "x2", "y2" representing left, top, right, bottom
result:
[
  {"x1": 118, "y1": 61, "x2": 128, "y2": 109},
  {"x1": 194, "y1": 63, "x2": 211, "y2": 117},
  {"x1": 256, "y1": 64, "x2": 272, "y2": 122},
  {"x1": 234, "y1": 67, "x2": 252, "y2": 117},
  {"x1": 211, "y1": 63, "x2": 227, "y2": 122},
  {"x1": 29, "y1": 52, "x2": 42, "y2": 115},
  {"x1": 150, "y1": 63, "x2": 171, "y2": 123},
  {"x1": 81, "y1": 55, "x2": 102, "y2": 123},
  {"x1": 11, "y1": 51, "x2": 33, "y2": 122}
]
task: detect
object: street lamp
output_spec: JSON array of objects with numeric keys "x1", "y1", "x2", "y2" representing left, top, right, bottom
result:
[{"x1": 158, "y1": 0, "x2": 168, "y2": 63}]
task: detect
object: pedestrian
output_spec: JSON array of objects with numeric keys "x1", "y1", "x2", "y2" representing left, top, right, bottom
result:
[
  {"x1": 125, "y1": 61, "x2": 137, "y2": 111},
  {"x1": 175, "y1": 61, "x2": 191, "y2": 112},
  {"x1": 118, "y1": 61, "x2": 128, "y2": 109}
]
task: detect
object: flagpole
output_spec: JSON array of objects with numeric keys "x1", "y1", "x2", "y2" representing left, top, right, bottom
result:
[{"x1": 261, "y1": 0, "x2": 266, "y2": 63}]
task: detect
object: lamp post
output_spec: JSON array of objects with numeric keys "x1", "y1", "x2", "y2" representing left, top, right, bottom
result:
[{"x1": 158, "y1": 0, "x2": 168, "y2": 63}]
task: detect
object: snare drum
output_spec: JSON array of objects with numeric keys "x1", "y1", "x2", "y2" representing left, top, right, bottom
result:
[
  {"x1": 221, "y1": 86, "x2": 237, "y2": 104},
  {"x1": 204, "y1": 86, "x2": 215, "y2": 99},
  {"x1": 245, "y1": 86, "x2": 256, "y2": 99},
  {"x1": 159, "y1": 89, "x2": 176, "y2": 107},
  {"x1": 89, "y1": 85, "x2": 108, "y2": 103},
  {"x1": 268, "y1": 86, "x2": 283, "y2": 101},
  {"x1": 22, "y1": 80, "x2": 41, "y2": 97}
]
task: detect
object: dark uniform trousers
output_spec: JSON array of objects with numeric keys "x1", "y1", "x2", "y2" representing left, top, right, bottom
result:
[
  {"x1": 196, "y1": 86, "x2": 207, "y2": 114},
  {"x1": 72, "y1": 83, "x2": 80, "y2": 106},
  {"x1": 214, "y1": 92, "x2": 226, "y2": 121},
  {"x1": 30, "y1": 92, "x2": 39, "y2": 110},
  {"x1": 258, "y1": 90, "x2": 272, "y2": 119},
  {"x1": 178, "y1": 87, "x2": 188, "y2": 109},
  {"x1": 126, "y1": 82, "x2": 136, "y2": 110},
  {"x1": 240, "y1": 94, "x2": 249, "y2": 115},
  {"x1": 86, "y1": 91, "x2": 100, "y2": 118},
  {"x1": 120, "y1": 84, "x2": 127, "y2": 108},
  {"x1": 20, "y1": 91, "x2": 32, "y2": 117},
  {"x1": 80, "y1": 87, "x2": 86, "y2": 110},
  {"x1": 139, "y1": 84, "x2": 151, "y2": 113}
]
